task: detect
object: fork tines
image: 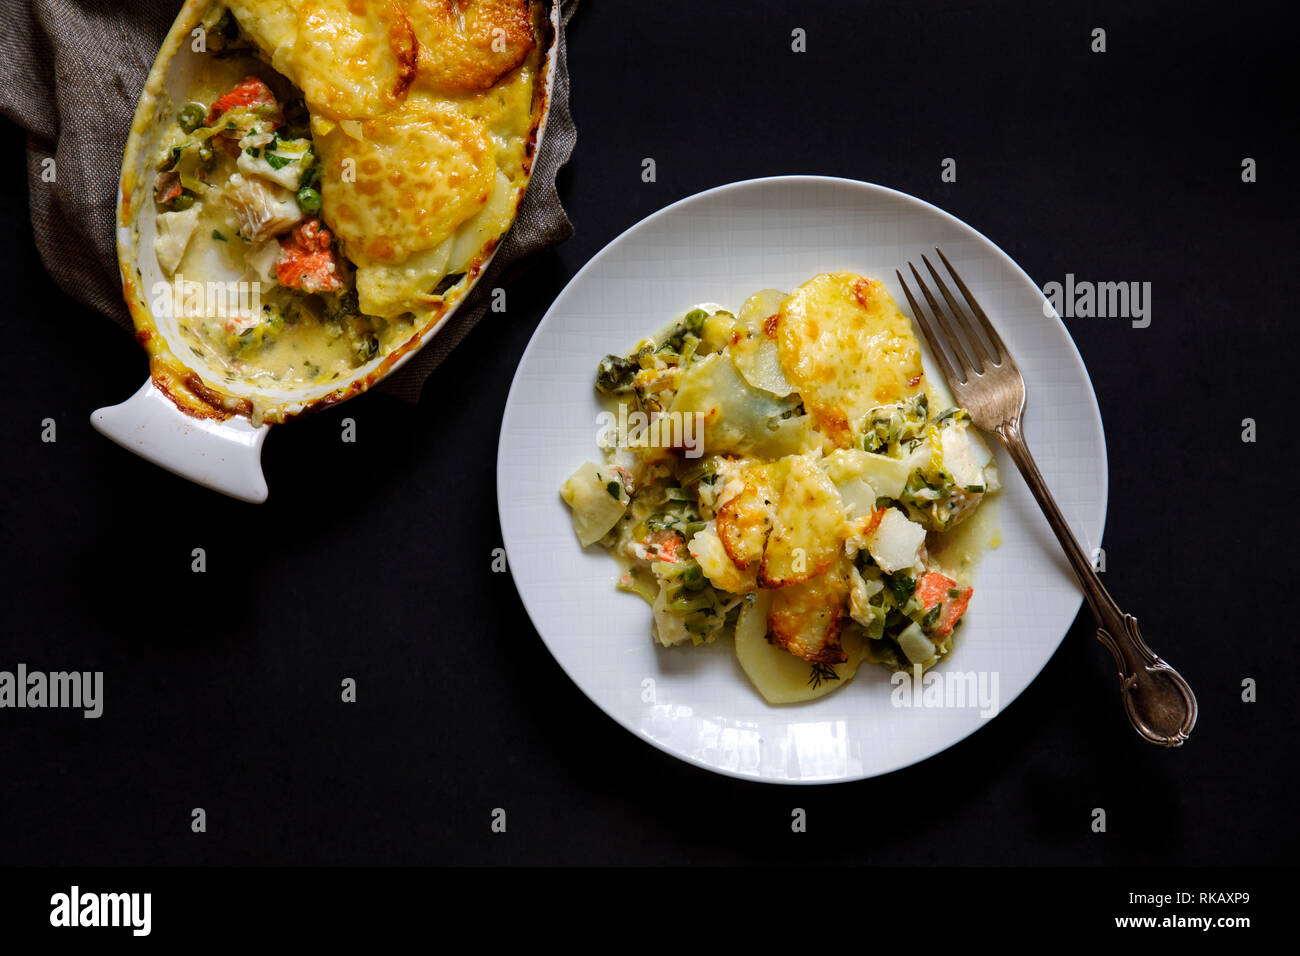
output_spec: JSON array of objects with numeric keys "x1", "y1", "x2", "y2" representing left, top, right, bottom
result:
[{"x1": 896, "y1": 249, "x2": 1012, "y2": 384}]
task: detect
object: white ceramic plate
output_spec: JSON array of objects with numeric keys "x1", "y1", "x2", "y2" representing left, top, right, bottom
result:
[{"x1": 497, "y1": 176, "x2": 1107, "y2": 784}]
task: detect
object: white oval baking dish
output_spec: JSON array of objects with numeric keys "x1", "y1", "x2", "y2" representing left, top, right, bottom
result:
[{"x1": 93, "y1": 0, "x2": 560, "y2": 502}]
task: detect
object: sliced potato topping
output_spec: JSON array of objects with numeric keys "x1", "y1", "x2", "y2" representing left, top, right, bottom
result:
[
  {"x1": 768, "y1": 558, "x2": 852, "y2": 664},
  {"x1": 729, "y1": 288, "x2": 795, "y2": 397},
  {"x1": 290, "y1": 0, "x2": 419, "y2": 119},
  {"x1": 735, "y1": 589, "x2": 869, "y2": 704},
  {"x1": 715, "y1": 460, "x2": 785, "y2": 570},
  {"x1": 687, "y1": 522, "x2": 757, "y2": 594},
  {"x1": 312, "y1": 104, "x2": 494, "y2": 267},
  {"x1": 561, "y1": 461, "x2": 628, "y2": 547},
  {"x1": 408, "y1": 0, "x2": 536, "y2": 94},
  {"x1": 777, "y1": 273, "x2": 925, "y2": 446},
  {"x1": 759, "y1": 453, "x2": 845, "y2": 588}
]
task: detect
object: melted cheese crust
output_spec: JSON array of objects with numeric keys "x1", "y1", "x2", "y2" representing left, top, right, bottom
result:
[
  {"x1": 224, "y1": 0, "x2": 541, "y2": 319},
  {"x1": 715, "y1": 461, "x2": 783, "y2": 571},
  {"x1": 768, "y1": 559, "x2": 851, "y2": 665},
  {"x1": 777, "y1": 273, "x2": 925, "y2": 446},
  {"x1": 759, "y1": 453, "x2": 844, "y2": 588},
  {"x1": 408, "y1": 0, "x2": 536, "y2": 93},
  {"x1": 312, "y1": 104, "x2": 494, "y2": 267},
  {"x1": 290, "y1": 0, "x2": 418, "y2": 120}
]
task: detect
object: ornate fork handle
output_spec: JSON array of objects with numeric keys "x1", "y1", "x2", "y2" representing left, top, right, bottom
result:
[{"x1": 995, "y1": 419, "x2": 1198, "y2": 746}]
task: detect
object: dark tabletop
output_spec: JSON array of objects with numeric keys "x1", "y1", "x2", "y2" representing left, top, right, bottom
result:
[{"x1": 0, "y1": 0, "x2": 1294, "y2": 866}]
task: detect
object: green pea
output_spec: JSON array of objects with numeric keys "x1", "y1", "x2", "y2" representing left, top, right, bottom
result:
[
  {"x1": 296, "y1": 186, "x2": 322, "y2": 215},
  {"x1": 169, "y1": 192, "x2": 195, "y2": 212},
  {"x1": 177, "y1": 103, "x2": 205, "y2": 133}
]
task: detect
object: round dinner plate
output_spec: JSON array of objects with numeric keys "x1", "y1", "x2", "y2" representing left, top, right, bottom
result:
[{"x1": 497, "y1": 176, "x2": 1107, "y2": 784}]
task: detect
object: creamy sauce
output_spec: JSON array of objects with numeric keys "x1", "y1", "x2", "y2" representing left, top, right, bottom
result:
[
  {"x1": 929, "y1": 490, "x2": 1001, "y2": 583},
  {"x1": 915, "y1": 337, "x2": 1001, "y2": 580},
  {"x1": 157, "y1": 53, "x2": 414, "y2": 390}
]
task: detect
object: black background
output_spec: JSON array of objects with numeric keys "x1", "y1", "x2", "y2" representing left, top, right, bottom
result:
[{"x1": 0, "y1": 0, "x2": 1295, "y2": 867}]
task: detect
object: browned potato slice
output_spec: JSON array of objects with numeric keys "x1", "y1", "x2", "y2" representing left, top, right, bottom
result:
[
  {"x1": 777, "y1": 273, "x2": 925, "y2": 447},
  {"x1": 716, "y1": 484, "x2": 773, "y2": 570},
  {"x1": 408, "y1": 0, "x2": 536, "y2": 94},
  {"x1": 715, "y1": 461, "x2": 783, "y2": 570},
  {"x1": 687, "y1": 523, "x2": 758, "y2": 595},
  {"x1": 312, "y1": 103, "x2": 494, "y2": 268},
  {"x1": 290, "y1": 0, "x2": 419, "y2": 119},
  {"x1": 736, "y1": 590, "x2": 869, "y2": 704},
  {"x1": 758, "y1": 454, "x2": 845, "y2": 588},
  {"x1": 767, "y1": 560, "x2": 852, "y2": 664}
]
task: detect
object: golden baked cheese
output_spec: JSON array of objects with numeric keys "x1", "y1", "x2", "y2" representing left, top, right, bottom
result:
[
  {"x1": 311, "y1": 105, "x2": 494, "y2": 266},
  {"x1": 759, "y1": 453, "x2": 845, "y2": 589},
  {"x1": 226, "y1": 0, "x2": 536, "y2": 102},
  {"x1": 221, "y1": 0, "x2": 542, "y2": 319},
  {"x1": 290, "y1": 0, "x2": 419, "y2": 120},
  {"x1": 408, "y1": 0, "x2": 536, "y2": 94},
  {"x1": 768, "y1": 558, "x2": 852, "y2": 665},
  {"x1": 715, "y1": 460, "x2": 784, "y2": 571},
  {"x1": 777, "y1": 272, "x2": 926, "y2": 446}
]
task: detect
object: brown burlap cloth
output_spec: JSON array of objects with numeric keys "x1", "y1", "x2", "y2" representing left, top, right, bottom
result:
[{"x1": 0, "y1": 0, "x2": 578, "y2": 403}]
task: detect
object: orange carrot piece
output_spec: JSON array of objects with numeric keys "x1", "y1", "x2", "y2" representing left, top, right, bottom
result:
[
  {"x1": 916, "y1": 571, "x2": 973, "y2": 635},
  {"x1": 916, "y1": 572, "x2": 956, "y2": 609},
  {"x1": 206, "y1": 76, "x2": 281, "y2": 127}
]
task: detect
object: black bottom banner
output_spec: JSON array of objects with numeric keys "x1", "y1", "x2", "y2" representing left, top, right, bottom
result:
[{"x1": 0, "y1": 865, "x2": 1272, "y2": 941}]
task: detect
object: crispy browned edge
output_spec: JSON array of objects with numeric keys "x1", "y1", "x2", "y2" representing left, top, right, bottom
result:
[
  {"x1": 118, "y1": 0, "x2": 557, "y2": 423},
  {"x1": 768, "y1": 588, "x2": 849, "y2": 665}
]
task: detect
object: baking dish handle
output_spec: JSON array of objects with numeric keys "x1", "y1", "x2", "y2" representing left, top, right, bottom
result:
[{"x1": 91, "y1": 380, "x2": 270, "y2": 503}]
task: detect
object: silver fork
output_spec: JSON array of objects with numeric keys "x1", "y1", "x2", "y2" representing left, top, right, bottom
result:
[{"x1": 897, "y1": 249, "x2": 1197, "y2": 747}]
